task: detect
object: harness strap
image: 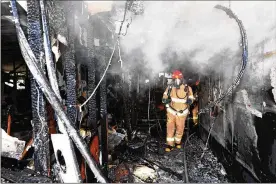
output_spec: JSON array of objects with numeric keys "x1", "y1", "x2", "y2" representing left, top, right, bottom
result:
[
  {"x1": 166, "y1": 104, "x2": 189, "y2": 116},
  {"x1": 165, "y1": 84, "x2": 190, "y2": 115}
]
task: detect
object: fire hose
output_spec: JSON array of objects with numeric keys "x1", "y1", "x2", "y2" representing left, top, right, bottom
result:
[
  {"x1": 198, "y1": 4, "x2": 248, "y2": 114},
  {"x1": 10, "y1": 0, "x2": 107, "y2": 182}
]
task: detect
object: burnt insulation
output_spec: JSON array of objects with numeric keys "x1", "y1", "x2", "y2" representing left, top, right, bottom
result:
[
  {"x1": 10, "y1": 1, "x2": 107, "y2": 181},
  {"x1": 198, "y1": 5, "x2": 276, "y2": 182},
  {"x1": 26, "y1": 0, "x2": 50, "y2": 176},
  {"x1": 62, "y1": 1, "x2": 77, "y2": 126},
  {"x1": 87, "y1": 18, "x2": 97, "y2": 129},
  {"x1": 45, "y1": 1, "x2": 68, "y2": 41},
  {"x1": 99, "y1": 45, "x2": 108, "y2": 176},
  {"x1": 99, "y1": 46, "x2": 107, "y2": 119}
]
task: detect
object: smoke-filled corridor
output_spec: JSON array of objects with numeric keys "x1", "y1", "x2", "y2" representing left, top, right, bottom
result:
[{"x1": 1, "y1": 1, "x2": 276, "y2": 183}]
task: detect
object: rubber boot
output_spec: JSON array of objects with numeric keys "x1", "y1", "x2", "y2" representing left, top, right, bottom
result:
[{"x1": 165, "y1": 145, "x2": 174, "y2": 152}]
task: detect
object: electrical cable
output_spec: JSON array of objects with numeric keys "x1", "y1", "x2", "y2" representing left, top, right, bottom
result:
[
  {"x1": 181, "y1": 103, "x2": 191, "y2": 183},
  {"x1": 196, "y1": 5, "x2": 248, "y2": 169},
  {"x1": 198, "y1": 5, "x2": 248, "y2": 114},
  {"x1": 80, "y1": 0, "x2": 131, "y2": 109},
  {"x1": 121, "y1": 17, "x2": 132, "y2": 36},
  {"x1": 79, "y1": 43, "x2": 116, "y2": 109},
  {"x1": 35, "y1": 85, "x2": 47, "y2": 136},
  {"x1": 117, "y1": 39, "x2": 123, "y2": 68},
  {"x1": 118, "y1": 1, "x2": 129, "y2": 36},
  {"x1": 200, "y1": 116, "x2": 218, "y2": 160},
  {"x1": 182, "y1": 132, "x2": 196, "y2": 183}
]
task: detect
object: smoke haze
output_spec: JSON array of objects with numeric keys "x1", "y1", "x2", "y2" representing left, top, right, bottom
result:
[{"x1": 112, "y1": 1, "x2": 276, "y2": 78}]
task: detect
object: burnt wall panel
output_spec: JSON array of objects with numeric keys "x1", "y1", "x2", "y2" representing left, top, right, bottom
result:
[
  {"x1": 198, "y1": 4, "x2": 276, "y2": 182},
  {"x1": 87, "y1": 18, "x2": 97, "y2": 128},
  {"x1": 27, "y1": 0, "x2": 50, "y2": 175},
  {"x1": 199, "y1": 44, "x2": 276, "y2": 183},
  {"x1": 63, "y1": 2, "x2": 77, "y2": 125}
]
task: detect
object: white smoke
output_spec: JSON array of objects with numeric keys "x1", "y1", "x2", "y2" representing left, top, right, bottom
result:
[{"x1": 113, "y1": 1, "x2": 276, "y2": 77}]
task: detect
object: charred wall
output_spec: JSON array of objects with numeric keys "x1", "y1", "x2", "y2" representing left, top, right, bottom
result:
[{"x1": 199, "y1": 31, "x2": 276, "y2": 183}]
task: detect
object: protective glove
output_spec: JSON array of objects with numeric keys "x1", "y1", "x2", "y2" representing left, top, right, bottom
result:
[
  {"x1": 187, "y1": 98, "x2": 193, "y2": 105},
  {"x1": 162, "y1": 98, "x2": 171, "y2": 104}
]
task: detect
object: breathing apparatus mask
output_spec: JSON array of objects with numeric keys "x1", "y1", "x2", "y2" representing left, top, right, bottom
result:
[
  {"x1": 171, "y1": 70, "x2": 184, "y2": 89},
  {"x1": 174, "y1": 78, "x2": 182, "y2": 89}
]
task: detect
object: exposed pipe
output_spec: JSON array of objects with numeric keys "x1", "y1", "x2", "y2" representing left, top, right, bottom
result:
[
  {"x1": 40, "y1": 0, "x2": 61, "y2": 101},
  {"x1": 10, "y1": 1, "x2": 107, "y2": 182},
  {"x1": 6, "y1": 114, "x2": 12, "y2": 135},
  {"x1": 40, "y1": 1, "x2": 81, "y2": 181},
  {"x1": 39, "y1": 0, "x2": 66, "y2": 134},
  {"x1": 19, "y1": 138, "x2": 33, "y2": 160}
]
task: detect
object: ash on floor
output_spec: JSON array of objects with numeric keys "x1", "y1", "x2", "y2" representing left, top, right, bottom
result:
[
  {"x1": 1, "y1": 178, "x2": 11, "y2": 183},
  {"x1": 109, "y1": 133, "x2": 230, "y2": 183}
]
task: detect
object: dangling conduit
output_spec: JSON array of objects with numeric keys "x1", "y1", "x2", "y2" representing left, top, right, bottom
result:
[
  {"x1": 183, "y1": 4, "x2": 249, "y2": 182},
  {"x1": 199, "y1": 4, "x2": 248, "y2": 114},
  {"x1": 10, "y1": 0, "x2": 107, "y2": 182}
]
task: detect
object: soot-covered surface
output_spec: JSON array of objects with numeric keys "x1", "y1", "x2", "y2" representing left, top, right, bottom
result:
[{"x1": 109, "y1": 132, "x2": 230, "y2": 183}]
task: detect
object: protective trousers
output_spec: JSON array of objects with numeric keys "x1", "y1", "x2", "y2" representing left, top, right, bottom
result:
[{"x1": 166, "y1": 111, "x2": 188, "y2": 146}]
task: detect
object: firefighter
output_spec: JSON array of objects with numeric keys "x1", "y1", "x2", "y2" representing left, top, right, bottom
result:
[
  {"x1": 162, "y1": 70, "x2": 194, "y2": 152},
  {"x1": 191, "y1": 80, "x2": 200, "y2": 126}
]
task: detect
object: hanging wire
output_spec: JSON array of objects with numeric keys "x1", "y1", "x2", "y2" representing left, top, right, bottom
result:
[
  {"x1": 198, "y1": 4, "x2": 248, "y2": 114},
  {"x1": 118, "y1": 1, "x2": 129, "y2": 36},
  {"x1": 78, "y1": 1, "x2": 131, "y2": 112},
  {"x1": 200, "y1": 116, "x2": 218, "y2": 160},
  {"x1": 79, "y1": 43, "x2": 117, "y2": 110},
  {"x1": 35, "y1": 85, "x2": 47, "y2": 136},
  {"x1": 182, "y1": 132, "x2": 196, "y2": 183},
  {"x1": 117, "y1": 39, "x2": 123, "y2": 68},
  {"x1": 121, "y1": 17, "x2": 132, "y2": 36}
]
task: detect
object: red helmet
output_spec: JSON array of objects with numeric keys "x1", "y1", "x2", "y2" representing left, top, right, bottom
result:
[{"x1": 172, "y1": 70, "x2": 183, "y2": 79}]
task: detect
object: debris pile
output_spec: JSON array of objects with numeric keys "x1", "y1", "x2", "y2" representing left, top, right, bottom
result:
[
  {"x1": 1, "y1": 129, "x2": 26, "y2": 160},
  {"x1": 184, "y1": 136, "x2": 229, "y2": 183},
  {"x1": 108, "y1": 131, "x2": 230, "y2": 183}
]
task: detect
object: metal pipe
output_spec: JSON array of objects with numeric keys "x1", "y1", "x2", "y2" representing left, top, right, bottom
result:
[
  {"x1": 39, "y1": 0, "x2": 67, "y2": 133},
  {"x1": 10, "y1": 1, "x2": 108, "y2": 182},
  {"x1": 39, "y1": 1, "x2": 81, "y2": 181},
  {"x1": 40, "y1": 0, "x2": 61, "y2": 101}
]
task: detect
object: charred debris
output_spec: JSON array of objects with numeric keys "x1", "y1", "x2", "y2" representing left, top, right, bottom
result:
[{"x1": 1, "y1": 0, "x2": 276, "y2": 183}]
